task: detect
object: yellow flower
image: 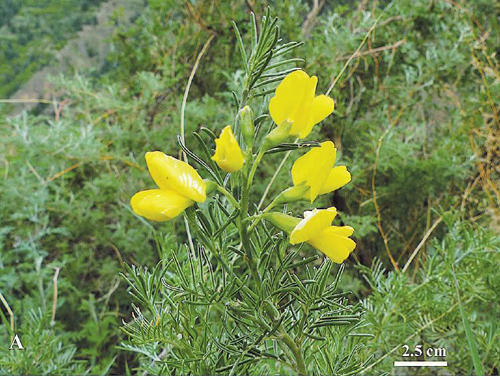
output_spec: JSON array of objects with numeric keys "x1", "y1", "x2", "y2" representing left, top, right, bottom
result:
[
  {"x1": 130, "y1": 151, "x2": 206, "y2": 221},
  {"x1": 263, "y1": 208, "x2": 356, "y2": 264},
  {"x1": 212, "y1": 126, "x2": 244, "y2": 173},
  {"x1": 290, "y1": 207, "x2": 338, "y2": 244},
  {"x1": 291, "y1": 141, "x2": 351, "y2": 203},
  {"x1": 291, "y1": 208, "x2": 356, "y2": 264},
  {"x1": 269, "y1": 70, "x2": 334, "y2": 139}
]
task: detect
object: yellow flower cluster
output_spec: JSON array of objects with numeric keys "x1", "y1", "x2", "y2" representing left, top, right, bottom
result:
[{"x1": 130, "y1": 70, "x2": 355, "y2": 263}]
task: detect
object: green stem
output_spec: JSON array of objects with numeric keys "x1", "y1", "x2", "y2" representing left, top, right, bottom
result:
[
  {"x1": 247, "y1": 200, "x2": 276, "y2": 233},
  {"x1": 239, "y1": 201, "x2": 261, "y2": 285},
  {"x1": 242, "y1": 226, "x2": 261, "y2": 285},
  {"x1": 247, "y1": 150, "x2": 265, "y2": 190},
  {"x1": 216, "y1": 184, "x2": 241, "y2": 210},
  {"x1": 242, "y1": 150, "x2": 306, "y2": 375},
  {"x1": 239, "y1": 151, "x2": 265, "y2": 286},
  {"x1": 242, "y1": 214, "x2": 261, "y2": 223},
  {"x1": 262, "y1": 302, "x2": 307, "y2": 375},
  {"x1": 280, "y1": 330, "x2": 307, "y2": 376}
]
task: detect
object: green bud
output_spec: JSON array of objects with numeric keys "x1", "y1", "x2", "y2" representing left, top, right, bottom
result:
[
  {"x1": 263, "y1": 300, "x2": 280, "y2": 321},
  {"x1": 239, "y1": 106, "x2": 255, "y2": 149},
  {"x1": 271, "y1": 183, "x2": 309, "y2": 206},
  {"x1": 261, "y1": 212, "x2": 300, "y2": 233},
  {"x1": 261, "y1": 121, "x2": 293, "y2": 152},
  {"x1": 204, "y1": 179, "x2": 218, "y2": 195},
  {"x1": 254, "y1": 311, "x2": 272, "y2": 331}
]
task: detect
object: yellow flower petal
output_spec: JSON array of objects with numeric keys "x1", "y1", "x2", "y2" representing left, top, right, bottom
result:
[
  {"x1": 318, "y1": 166, "x2": 352, "y2": 195},
  {"x1": 288, "y1": 75, "x2": 318, "y2": 137},
  {"x1": 291, "y1": 141, "x2": 336, "y2": 202},
  {"x1": 300, "y1": 95, "x2": 335, "y2": 138},
  {"x1": 212, "y1": 126, "x2": 244, "y2": 173},
  {"x1": 145, "y1": 151, "x2": 206, "y2": 202},
  {"x1": 269, "y1": 70, "x2": 312, "y2": 126},
  {"x1": 328, "y1": 226, "x2": 355, "y2": 237},
  {"x1": 130, "y1": 189, "x2": 193, "y2": 222},
  {"x1": 290, "y1": 207, "x2": 337, "y2": 244},
  {"x1": 307, "y1": 227, "x2": 356, "y2": 264}
]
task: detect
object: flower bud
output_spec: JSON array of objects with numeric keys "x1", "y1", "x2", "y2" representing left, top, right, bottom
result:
[
  {"x1": 261, "y1": 212, "x2": 300, "y2": 233},
  {"x1": 261, "y1": 121, "x2": 293, "y2": 152},
  {"x1": 212, "y1": 126, "x2": 244, "y2": 173},
  {"x1": 203, "y1": 179, "x2": 218, "y2": 195},
  {"x1": 263, "y1": 300, "x2": 280, "y2": 321},
  {"x1": 239, "y1": 106, "x2": 255, "y2": 149},
  {"x1": 271, "y1": 183, "x2": 309, "y2": 206}
]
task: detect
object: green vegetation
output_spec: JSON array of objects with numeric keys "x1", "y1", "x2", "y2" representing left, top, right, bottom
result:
[
  {"x1": 0, "y1": 0, "x2": 106, "y2": 97},
  {"x1": 1, "y1": 0, "x2": 499, "y2": 374}
]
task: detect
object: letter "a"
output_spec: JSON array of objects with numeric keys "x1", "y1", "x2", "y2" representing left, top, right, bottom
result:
[{"x1": 9, "y1": 334, "x2": 24, "y2": 350}]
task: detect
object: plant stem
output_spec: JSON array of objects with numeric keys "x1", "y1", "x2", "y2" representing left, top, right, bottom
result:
[
  {"x1": 241, "y1": 149, "x2": 306, "y2": 374},
  {"x1": 247, "y1": 150, "x2": 265, "y2": 190},
  {"x1": 239, "y1": 151, "x2": 265, "y2": 286},
  {"x1": 248, "y1": 200, "x2": 275, "y2": 233},
  {"x1": 216, "y1": 184, "x2": 241, "y2": 210},
  {"x1": 279, "y1": 329, "x2": 307, "y2": 376},
  {"x1": 262, "y1": 300, "x2": 307, "y2": 375},
  {"x1": 240, "y1": 224, "x2": 261, "y2": 285}
]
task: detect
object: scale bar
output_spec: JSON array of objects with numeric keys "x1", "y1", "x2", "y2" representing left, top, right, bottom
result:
[{"x1": 394, "y1": 361, "x2": 447, "y2": 367}]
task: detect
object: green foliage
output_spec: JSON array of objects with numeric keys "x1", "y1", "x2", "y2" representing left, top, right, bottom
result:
[
  {"x1": 0, "y1": 309, "x2": 86, "y2": 375},
  {"x1": 120, "y1": 236, "x2": 370, "y2": 374},
  {"x1": 294, "y1": 0, "x2": 500, "y2": 269},
  {"x1": 0, "y1": 0, "x2": 106, "y2": 96},
  {"x1": 358, "y1": 220, "x2": 499, "y2": 374}
]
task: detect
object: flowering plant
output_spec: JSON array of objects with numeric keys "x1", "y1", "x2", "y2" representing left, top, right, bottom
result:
[{"x1": 122, "y1": 10, "x2": 369, "y2": 375}]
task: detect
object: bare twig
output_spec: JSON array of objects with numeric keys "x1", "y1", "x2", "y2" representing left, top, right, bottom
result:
[
  {"x1": 326, "y1": 14, "x2": 383, "y2": 96},
  {"x1": 402, "y1": 216, "x2": 443, "y2": 273},
  {"x1": 0, "y1": 291, "x2": 14, "y2": 333},
  {"x1": 180, "y1": 33, "x2": 215, "y2": 162},
  {"x1": 179, "y1": 33, "x2": 215, "y2": 254},
  {"x1": 51, "y1": 267, "x2": 60, "y2": 326},
  {"x1": 26, "y1": 160, "x2": 46, "y2": 185},
  {"x1": 302, "y1": 0, "x2": 326, "y2": 37},
  {"x1": 371, "y1": 84, "x2": 418, "y2": 271},
  {"x1": 97, "y1": 277, "x2": 120, "y2": 304},
  {"x1": 109, "y1": 243, "x2": 125, "y2": 269},
  {"x1": 372, "y1": 127, "x2": 399, "y2": 271},
  {"x1": 0, "y1": 98, "x2": 52, "y2": 104},
  {"x1": 356, "y1": 15, "x2": 403, "y2": 33},
  {"x1": 2, "y1": 158, "x2": 9, "y2": 180},
  {"x1": 334, "y1": 39, "x2": 405, "y2": 61},
  {"x1": 93, "y1": 109, "x2": 117, "y2": 125},
  {"x1": 46, "y1": 162, "x2": 83, "y2": 182}
]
